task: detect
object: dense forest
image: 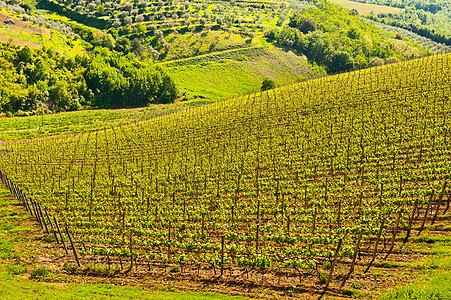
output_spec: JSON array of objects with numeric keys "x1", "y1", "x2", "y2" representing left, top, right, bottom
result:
[{"x1": 0, "y1": 44, "x2": 178, "y2": 114}]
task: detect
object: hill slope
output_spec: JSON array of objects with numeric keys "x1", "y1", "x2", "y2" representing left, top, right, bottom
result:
[{"x1": 0, "y1": 53, "x2": 450, "y2": 297}]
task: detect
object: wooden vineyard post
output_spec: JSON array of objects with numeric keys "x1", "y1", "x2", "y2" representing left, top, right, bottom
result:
[
  {"x1": 45, "y1": 210, "x2": 59, "y2": 243},
  {"x1": 129, "y1": 229, "x2": 134, "y2": 272},
  {"x1": 385, "y1": 209, "x2": 402, "y2": 259},
  {"x1": 25, "y1": 195, "x2": 33, "y2": 217},
  {"x1": 444, "y1": 192, "x2": 451, "y2": 215},
  {"x1": 32, "y1": 200, "x2": 44, "y2": 230},
  {"x1": 324, "y1": 178, "x2": 328, "y2": 202},
  {"x1": 417, "y1": 191, "x2": 435, "y2": 236},
  {"x1": 146, "y1": 196, "x2": 150, "y2": 215},
  {"x1": 89, "y1": 175, "x2": 94, "y2": 222},
  {"x1": 220, "y1": 235, "x2": 225, "y2": 277},
  {"x1": 320, "y1": 238, "x2": 342, "y2": 299},
  {"x1": 183, "y1": 197, "x2": 186, "y2": 221},
  {"x1": 341, "y1": 230, "x2": 363, "y2": 287},
  {"x1": 286, "y1": 215, "x2": 290, "y2": 236},
  {"x1": 54, "y1": 217, "x2": 69, "y2": 255},
  {"x1": 23, "y1": 193, "x2": 31, "y2": 213},
  {"x1": 30, "y1": 200, "x2": 37, "y2": 226},
  {"x1": 403, "y1": 197, "x2": 419, "y2": 245},
  {"x1": 167, "y1": 221, "x2": 171, "y2": 259},
  {"x1": 431, "y1": 181, "x2": 447, "y2": 225},
  {"x1": 65, "y1": 226, "x2": 81, "y2": 267},
  {"x1": 37, "y1": 203, "x2": 50, "y2": 234},
  {"x1": 256, "y1": 197, "x2": 260, "y2": 251},
  {"x1": 110, "y1": 175, "x2": 115, "y2": 194},
  {"x1": 65, "y1": 187, "x2": 69, "y2": 208},
  {"x1": 231, "y1": 205, "x2": 235, "y2": 223},
  {"x1": 201, "y1": 213, "x2": 205, "y2": 236},
  {"x1": 364, "y1": 217, "x2": 385, "y2": 273}
]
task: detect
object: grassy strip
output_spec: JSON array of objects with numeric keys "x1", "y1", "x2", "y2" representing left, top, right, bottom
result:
[
  {"x1": 0, "y1": 101, "x2": 206, "y2": 142},
  {"x1": 380, "y1": 235, "x2": 451, "y2": 299},
  {"x1": 0, "y1": 267, "x2": 242, "y2": 300}
]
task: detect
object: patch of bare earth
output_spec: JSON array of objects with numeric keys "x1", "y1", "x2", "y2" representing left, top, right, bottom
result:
[{"x1": 0, "y1": 12, "x2": 50, "y2": 48}]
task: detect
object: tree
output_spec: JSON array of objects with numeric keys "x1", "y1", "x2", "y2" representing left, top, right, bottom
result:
[
  {"x1": 136, "y1": 15, "x2": 144, "y2": 22},
  {"x1": 299, "y1": 18, "x2": 317, "y2": 34},
  {"x1": 261, "y1": 78, "x2": 276, "y2": 91},
  {"x1": 306, "y1": 32, "x2": 334, "y2": 66},
  {"x1": 17, "y1": 46, "x2": 33, "y2": 64},
  {"x1": 124, "y1": 16, "x2": 133, "y2": 25},
  {"x1": 131, "y1": 38, "x2": 145, "y2": 56},
  {"x1": 112, "y1": 19, "x2": 122, "y2": 27},
  {"x1": 328, "y1": 50, "x2": 355, "y2": 73},
  {"x1": 92, "y1": 30, "x2": 116, "y2": 49},
  {"x1": 26, "y1": 81, "x2": 48, "y2": 110},
  {"x1": 49, "y1": 80, "x2": 69, "y2": 109},
  {"x1": 290, "y1": 16, "x2": 317, "y2": 34}
]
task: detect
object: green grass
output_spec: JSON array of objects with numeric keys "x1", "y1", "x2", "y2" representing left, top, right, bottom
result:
[
  {"x1": 0, "y1": 269, "x2": 243, "y2": 300},
  {"x1": 0, "y1": 23, "x2": 42, "y2": 48},
  {"x1": 0, "y1": 10, "x2": 86, "y2": 55},
  {"x1": 165, "y1": 45, "x2": 322, "y2": 100},
  {"x1": 380, "y1": 271, "x2": 451, "y2": 299},
  {"x1": 43, "y1": 31, "x2": 86, "y2": 57},
  {"x1": 0, "y1": 102, "x2": 201, "y2": 142},
  {"x1": 380, "y1": 237, "x2": 451, "y2": 299}
]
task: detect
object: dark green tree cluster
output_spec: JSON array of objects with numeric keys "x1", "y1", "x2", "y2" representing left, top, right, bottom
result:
[
  {"x1": 0, "y1": 44, "x2": 86, "y2": 113},
  {"x1": 261, "y1": 78, "x2": 276, "y2": 91},
  {"x1": 85, "y1": 48, "x2": 177, "y2": 108},
  {"x1": 265, "y1": 1, "x2": 423, "y2": 73},
  {"x1": 0, "y1": 43, "x2": 178, "y2": 115}
]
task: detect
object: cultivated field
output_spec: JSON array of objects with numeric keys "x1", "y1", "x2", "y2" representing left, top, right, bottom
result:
[
  {"x1": 0, "y1": 53, "x2": 449, "y2": 298},
  {"x1": 329, "y1": 0, "x2": 402, "y2": 15}
]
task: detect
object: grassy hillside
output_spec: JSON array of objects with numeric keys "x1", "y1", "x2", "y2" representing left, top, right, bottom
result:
[
  {"x1": 0, "y1": 10, "x2": 86, "y2": 55},
  {"x1": 164, "y1": 45, "x2": 321, "y2": 100},
  {"x1": 0, "y1": 53, "x2": 449, "y2": 298}
]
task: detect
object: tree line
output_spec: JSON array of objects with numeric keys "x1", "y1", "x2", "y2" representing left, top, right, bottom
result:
[{"x1": 0, "y1": 44, "x2": 178, "y2": 115}]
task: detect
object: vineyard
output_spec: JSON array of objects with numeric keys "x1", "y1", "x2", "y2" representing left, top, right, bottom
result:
[{"x1": 0, "y1": 53, "x2": 450, "y2": 297}]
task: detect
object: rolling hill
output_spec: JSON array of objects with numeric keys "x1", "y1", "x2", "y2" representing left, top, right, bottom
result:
[{"x1": 0, "y1": 53, "x2": 449, "y2": 298}]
